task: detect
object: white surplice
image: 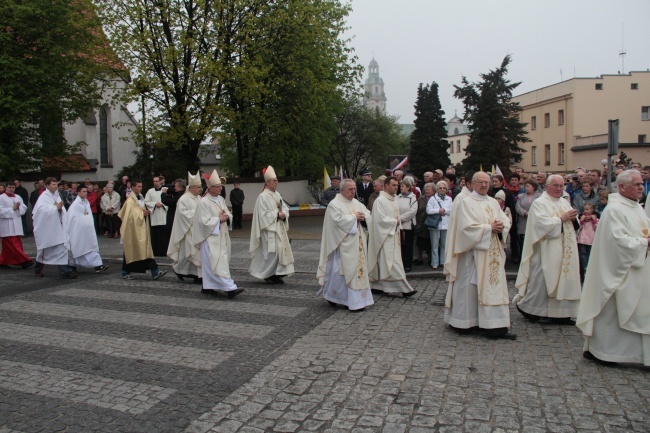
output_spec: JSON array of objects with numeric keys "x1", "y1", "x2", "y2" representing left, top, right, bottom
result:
[
  {"x1": 514, "y1": 192, "x2": 581, "y2": 318},
  {"x1": 444, "y1": 191, "x2": 511, "y2": 329},
  {"x1": 0, "y1": 193, "x2": 27, "y2": 237},
  {"x1": 576, "y1": 193, "x2": 650, "y2": 365},
  {"x1": 33, "y1": 190, "x2": 69, "y2": 265},
  {"x1": 316, "y1": 194, "x2": 374, "y2": 310},
  {"x1": 65, "y1": 196, "x2": 103, "y2": 268},
  {"x1": 167, "y1": 191, "x2": 201, "y2": 276},
  {"x1": 249, "y1": 189, "x2": 294, "y2": 279}
]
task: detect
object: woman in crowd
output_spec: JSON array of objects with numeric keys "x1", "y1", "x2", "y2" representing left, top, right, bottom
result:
[
  {"x1": 397, "y1": 178, "x2": 418, "y2": 273},
  {"x1": 426, "y1": 181, "x2": 452, "y2": 269},
  {"x1": 515, "y1": 178, "x2": 541, "y2": 263},
  {"x1": 413, "y1": 182, "x2": 434, "y2": 266}
]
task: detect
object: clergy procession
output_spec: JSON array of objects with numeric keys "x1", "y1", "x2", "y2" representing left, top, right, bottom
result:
[{"x1": 1, "y1": 165, "x2": 649, "y2": 367}]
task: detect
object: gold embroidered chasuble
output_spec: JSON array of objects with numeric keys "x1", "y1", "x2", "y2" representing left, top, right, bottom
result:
[
  {"x1": 514, "y1": 192, "x2": 581, "y2": 302},
  {"x1": 316, "y1": 194, "x2": 371, "y2": 290},
  {"x1": 445, "y1": 192, "x2": 511, "y2": 307}
]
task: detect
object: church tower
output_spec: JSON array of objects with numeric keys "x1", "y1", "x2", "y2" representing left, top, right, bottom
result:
[{"x1": 363, "y1": 58, "x2": 387, "y2": 113}]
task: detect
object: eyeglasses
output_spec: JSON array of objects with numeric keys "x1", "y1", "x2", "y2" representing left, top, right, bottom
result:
[{"x1": 548, "y1": 184, "x2": 564, "y2": 189}]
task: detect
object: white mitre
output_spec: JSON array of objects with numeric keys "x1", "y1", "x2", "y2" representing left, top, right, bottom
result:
[
  {"x1": 264, "y1": 165, "x2": 277, "y2": 181},
  {"x1": 188, "y1": 171, "x2": 202, "y2": 187},
  {"x1": 206, "y1": 169, "x2": 223, "y2": 187}
]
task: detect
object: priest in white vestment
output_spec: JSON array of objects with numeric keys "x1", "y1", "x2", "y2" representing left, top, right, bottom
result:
[
  {"x1": 65, "y1": 185, "x2": 109, "y2": 273},
  {"x1": 144, "y1": 176, "x2": 170, "y2": 256},
  {"x1": 577, "y1": 170, "x2": 650, "y2": 365},
  {"x1": 316, "y1": 179, "x2": 374, "y2": 312},
  {"x1": 192, "y1": 170, "x2": 243, "y2": 298},
  {"x1": 367, "y1": 176, "x2": 416, "y2": 297},
  {"x1": 249, "y1": 165, "x2": 294, "y2": 284},
  {"x1": 32, "y1": 178, "x2": 76, "y2": 278},
  {"x1": 514, "y1": 175, "x2": 581, "y2": 322},
  {"x1": 443, "y1": 171, "x2": 475, "y2": 278},
  {"x1": 444, "y1": 172, "x2": 515, "y2": 339},
  {"x1": 168, "y1": 172, "x2": 202, "y2": 283},
  {"x1": 0, "y1": 183, "x2": 33, "y2": 268}
]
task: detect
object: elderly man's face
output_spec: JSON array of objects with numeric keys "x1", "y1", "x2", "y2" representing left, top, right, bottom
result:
[
  {"x1": 432, "y1": 172, "x2": 442, "y2": 183},
  {"x1": 547, "y1": 177, "x2": 565, "y2": 199},
  {"x1": 373, "y1": 181, "x2": 383, "y2": 193},
  {"x1": 331, "y1": 179, "x2": 340, "y2": 189},
  {"x1": 473, "y1": 173, "x2": 490, "y2": 196},
  {"x1": 394, "y1": 170, "x2": 403, "y2": 181},
  {"x1": 423, "y1": 173, "x2": 432, "y2": 182},
  {"x1": 340, "y1": 181, "x2": 356, "y2": 200},
  {"x1": 619, "y1": 174, "x2": 644, "y2": 201}
]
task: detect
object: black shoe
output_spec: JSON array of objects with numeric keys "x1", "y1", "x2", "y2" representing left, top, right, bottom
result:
[
  {"x1": 449, "y1": 324, "x2": 476, "y2": 335},
  {"x1": 175, "y1": 271, "x2": 184, "y2": 281},
  {"x1": 482, "y1": 327, "x2": 516, "y2": 340},
  {"x1": 201, "y1": 288, "x2": 216, "y2": 295},
  {"x1": 403, "y1": 290, "x2": 417, "y2": 298},
  {"x1": 264, "y1": 277, "x2": 276, "y2": 284},
  {"x1": 413, "y1": 259, "x2": 423, "y2": 266},
  {"x1": 21, "y1": 260, "x2": 34, "y2": 269},
  {"x1": 550, "y1": 317, "x2": 576, "y2": 325},
  {"x1": 70, "y1": 266, "x2": 78, "y2": 273},
  {"x1": 95, "y1": 265, "x2": 109, "y2": 273},
  {"x1": 227, "y1": 288, "x2": 245, "y2": 298},
  {"x1": 583, "y1": 351, "x2": 617, "y2": 366},
  {"x1": 371, "y1": 289, "x2": 384, "y2": 295},
  {"x1": 404, "y1": 267, "x2": 411, "y2": 273},
  {"x1": 272, "y1": 275, "x2": 285, "y2": 284},
  {"x1": 62, "y1": 272, "x2": 77, "y2": 279},
  {"x1": 193, "y1": 277, "x2": 202, "y2": 285},
  {"x1": 0, "y1": 264, "x2": 10, "y2": 269},
  {"x1": 327, "y1": 301, "x2": 339, "y2": 308},
  {"x1": 517, "y1": 305, "x2": 540, "y2": 322}
]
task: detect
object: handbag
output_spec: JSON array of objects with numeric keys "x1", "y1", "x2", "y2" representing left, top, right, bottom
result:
[{"x1": 425, "y1": 213, "x2": 441, "y2": 229}]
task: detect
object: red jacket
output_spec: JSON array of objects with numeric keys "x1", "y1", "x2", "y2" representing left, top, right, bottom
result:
[{"x1": 87, "y1": 190, "x2": 99, "y2": 213}]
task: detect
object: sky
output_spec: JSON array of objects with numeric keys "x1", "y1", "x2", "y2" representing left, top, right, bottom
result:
[{"x1": 344, "y1": 0, "x2": 650, "y2": 124}]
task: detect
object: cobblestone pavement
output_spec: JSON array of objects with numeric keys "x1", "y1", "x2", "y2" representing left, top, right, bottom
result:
[{"x1": 1, "y1": 238, "x2": 649, "y2": 432}]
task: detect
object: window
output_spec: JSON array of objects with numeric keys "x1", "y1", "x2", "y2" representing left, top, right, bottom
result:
[
  {"x1": 544, "y1": 144, "x2": 551, "y2": 166},
  {"x1": 639, "y1": 135, "x2": 647, "y2": 143},
  {"x1": 595, "y1": 83, "x2": 603, "y2": 90},
  {"x1": 456, "y1": 140, "x2": 461, "y2": 153},
  {"x1": 631, "y1": 83, "x2": 638, "y2": 90},
  {"x1": 375, "y1": 86, "x2": 378, "y2": 94},
  {"x1": 454, "y1": 127, "x2": 459, "y2": 135},
  {"x1": 558, "y1": 143, "x2": 565, "y2": 165},
  {"x1": 531, "y1": 146, "x2": 537, "y2": 166},
  {"x1": 544, "y1": 113, "x2": 550, "y2": 128},
  {"x1": 643, "y1": 106, "x2": 650, "y2": 121},
  {"x1": 531, "y1": 116, "x2": 537, "y2": 130},
  {"x1": 99, "y1": 106, "x2": 109, "y2": 165},
  {"x1": 558, "y1": 109, "x2": 564, "y2": 125},
  {"x1": 449, "y1": 140, "x2": 454, "y2": 153}
]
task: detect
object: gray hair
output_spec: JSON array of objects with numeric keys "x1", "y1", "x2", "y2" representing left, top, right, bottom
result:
[
  {"x1": 401, "y1": 177, "x2": 413, "y2": 188},
  {"x1": 472, "y1": 171, "x2": 489, "y2": 183},
  {"x1": 340, "y1": 178, "x2": 356, "y2": 189},
  {"x1": 616, "y1": 169, "x2": 641, "y2": 187},
  {"x1": 373, "y1": 178, "x2": 383, "y2": 186},
  {"x1": 436, "y1": 181, "x2": 448, "y2": 190},
  {"x1": 546, "y1": 174, "x2": 564, "y2": 186},
  {"x1": 424, "y1": 182, "x2": 436, "y2": 192},
  {"x1": 174, "y1": 179, "x2": 187, "y2": 188}
]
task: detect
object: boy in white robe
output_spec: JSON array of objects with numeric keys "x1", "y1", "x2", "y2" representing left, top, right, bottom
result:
[
  {"x1": 577, "y1": 170, "x2": 650, "y2": 365},
  {"x1": 249, "y1": 166, "x2": 294, "y2": 284},
  {"x1": 32, "y1": 177, "x2": 76, "y2": 278},
  {"x1": 0, "y1": 183, "x2": 33, "y2": 269},
  {"x1": 316, "y1": 179, "x2": 374, "y2": 312},
  {"x1": 192, "y1": 170, "x2": 243, "y2": 298},
  {"x1": 444, "y1": 172, "x2": 514, "y2": 339},
  {"x1": 514, "y1": 175, "x2": 581, "y2": 322},
  {"x1": 65, "y1": 186, "x2": 108, "y2": 273}
]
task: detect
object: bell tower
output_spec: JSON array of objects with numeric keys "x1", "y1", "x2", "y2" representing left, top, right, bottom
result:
[{"x1": 363, "y1": 58, "x2": 387, "y2": 113}]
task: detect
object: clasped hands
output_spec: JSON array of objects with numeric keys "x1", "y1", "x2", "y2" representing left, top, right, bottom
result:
[{"x1": 561, "y1": 209, "x2": 578, "y2": 222}]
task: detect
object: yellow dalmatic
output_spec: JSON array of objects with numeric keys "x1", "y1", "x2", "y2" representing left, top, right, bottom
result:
[{"x1": 118, "y1": 194, "x2": 154, "y2": 264}]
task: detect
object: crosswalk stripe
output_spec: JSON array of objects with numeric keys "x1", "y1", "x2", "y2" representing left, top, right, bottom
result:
[
  {"x1": 0, "y1": 360, "x2": 175, "y2": 415},
  {"x1": 0, "y1": 322, "x2": 232, "y2": 370},
  {"x1": 0, "y1": 301, "x2": 273, "y2": 338},
  {"x1": 52, "y1": 288, "x2": 306, "y2": 317}
]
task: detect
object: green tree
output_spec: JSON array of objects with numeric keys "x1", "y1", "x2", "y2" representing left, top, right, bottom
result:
[
  {"x1": 0, "y1": 0, "x2": 112, "y2": 178},
  {"x1": 408, "y1": 82, "x2": 449, "y2": 177},
  {"x1": 453, "y1": 55, "x2": 530, "y2": 174},
  {"x1": 96, "y1": 0, "x2": 360, "y2": 178},
  {"x1": 329, "y1": 97, "x2": 407, "y2": 178}
]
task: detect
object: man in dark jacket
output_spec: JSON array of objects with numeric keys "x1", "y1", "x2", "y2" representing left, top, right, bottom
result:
[
  {"x1": 356, "y1": 168, "x2": 373, "y2": 206},
  {"x1": 229, "y1": 182, "x2": 245, "y2": 229}
]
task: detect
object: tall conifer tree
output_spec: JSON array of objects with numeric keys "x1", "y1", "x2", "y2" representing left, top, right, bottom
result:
[
  {"x1": 409, "y1": 82, "x2": 450, "y2": 178},
  {"x1": 453, "y1": 55, "x2": 530, "y2": 174}
]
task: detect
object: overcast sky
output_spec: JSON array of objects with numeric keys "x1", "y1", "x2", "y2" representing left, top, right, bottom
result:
[{"x1": 344, "y1": 0, "x2": 650, "y2": 124}]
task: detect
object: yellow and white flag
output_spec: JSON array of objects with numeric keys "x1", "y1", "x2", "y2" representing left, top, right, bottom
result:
[{"x1": 324, "y1": 167, "x2": 331, "y2": 189}]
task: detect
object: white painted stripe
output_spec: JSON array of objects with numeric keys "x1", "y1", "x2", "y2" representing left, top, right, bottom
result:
[
  {"x1": 0, "y1": 301, "x2": 273, "y2": 339},
  {"x1": 0, "y1": 360, "x2": 175, "y2": 415},
  {"x1": 53, "y1": 288, "x2": 306, "y2": 318},
  {"x1": 0, "y1": 322, "x2": 232, "y2": 370}
]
